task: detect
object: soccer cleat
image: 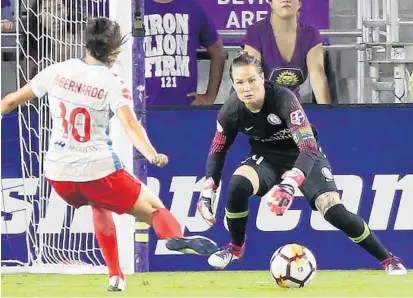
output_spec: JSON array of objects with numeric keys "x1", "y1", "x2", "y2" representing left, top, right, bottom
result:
[
  {"x1": 166, "y1": 236, "x2": 218, "y2": 256},
  {"x1": 107, "y1": 275, "x2": 126, "y2": 292},
  {"x1": 208, "y1": 243, "x2": 244, "y2": 270},
  {"x1": 197, "y1": 196, "x2": 216, "y2": 226},
  {"x1": 381, "y1": 256, "x2": 408, "y2": 276}
]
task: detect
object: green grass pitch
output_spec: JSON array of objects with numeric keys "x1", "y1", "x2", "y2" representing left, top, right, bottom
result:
[{"x1": 2, "y1": 270, "x2": 412, "y2": 297}]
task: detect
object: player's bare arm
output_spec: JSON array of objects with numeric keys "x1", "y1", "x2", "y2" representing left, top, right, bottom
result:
[
  {"x1": 307, "y1": 44, "x2": 331, "y2": 104},
  {"x1": 116, "y1": 105, "x2": 168, "y2": 167},
  {"x1": 1, "y1": 83, "x2": 36, "y2": 115}
]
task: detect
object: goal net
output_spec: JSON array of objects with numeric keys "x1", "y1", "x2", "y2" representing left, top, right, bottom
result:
[{"x1": 1, "y1": 0, "x2": 137, "y2": 274}]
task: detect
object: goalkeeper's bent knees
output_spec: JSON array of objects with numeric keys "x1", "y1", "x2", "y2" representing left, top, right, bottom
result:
[
  {"x1": 233, "y1": 165, "x2": 260, "y2": 195},
  {"x1": 225, "y1": 175, "x2": 254, "y2": 247}
]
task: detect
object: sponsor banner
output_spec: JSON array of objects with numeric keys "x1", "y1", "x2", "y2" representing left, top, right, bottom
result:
[
  {"x1": 2, "y1": 107, "x2": 413, "y2": 271},
  {"x1": 196, "y1": 0, "x2": 329, "y2": 44},
  {"x1": 145, "y1": 107, "x2": 413, "y2": 271}
]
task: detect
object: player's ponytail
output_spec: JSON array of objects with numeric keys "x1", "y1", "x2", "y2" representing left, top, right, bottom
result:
[
  {"x1": 229, "y1": 51, "x2": 264, "y2": 81},
  {"x1": 85, "y1": 17, "x2": 126, "y2": 65}
]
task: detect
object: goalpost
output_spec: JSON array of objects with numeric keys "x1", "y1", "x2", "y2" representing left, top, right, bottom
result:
[{"x1": 1, "y1": 0, "x2": 146, "y2": 274}]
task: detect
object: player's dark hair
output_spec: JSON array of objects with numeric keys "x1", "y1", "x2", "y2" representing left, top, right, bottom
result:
[
  {"x1": 85, "y1": 17, "x2": 126, "y2": 64},
  {"x1": 229, "y1": 51, "x2": 263, "y2": 80}
]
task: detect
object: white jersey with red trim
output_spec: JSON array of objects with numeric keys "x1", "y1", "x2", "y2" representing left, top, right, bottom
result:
[{"x1": 31, "y1": 58, "x2": 133, "y2": 182}]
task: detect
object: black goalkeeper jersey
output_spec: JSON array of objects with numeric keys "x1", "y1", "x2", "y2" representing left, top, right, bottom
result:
[{"x1": 206, "y1": 81, "x2": 323, "y2": 184}]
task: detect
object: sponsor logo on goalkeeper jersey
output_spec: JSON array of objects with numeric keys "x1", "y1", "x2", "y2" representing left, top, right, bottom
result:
[{"x1": 251, "y1": 128, "x2": 292, "y2": 142}]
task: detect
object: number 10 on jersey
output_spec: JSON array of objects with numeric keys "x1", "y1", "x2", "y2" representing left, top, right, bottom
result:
[{"x1": 59, "y1": 102, "x2": 91, "y2": 143}]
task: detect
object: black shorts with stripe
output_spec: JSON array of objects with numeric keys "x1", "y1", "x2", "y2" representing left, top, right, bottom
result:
[{"x1": 239, "y1": 148, "x2": 337, "y2": 210}]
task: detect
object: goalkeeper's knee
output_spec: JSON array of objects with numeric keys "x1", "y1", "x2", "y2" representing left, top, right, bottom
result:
[{"x1": 225, "y1": 175, "x2": 253, "y2": 215}]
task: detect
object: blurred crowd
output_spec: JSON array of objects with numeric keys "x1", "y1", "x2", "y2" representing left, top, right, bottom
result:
[{"x1": 1, "y1": 0, "x2": 412, "y2": 104}]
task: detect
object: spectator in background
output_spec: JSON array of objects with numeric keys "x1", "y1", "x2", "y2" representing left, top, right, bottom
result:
[
  {"x1": 2, "y1": 0, "x2": 14, "y2": 32},
  {"x1": 243, "y1": 0, "x2": 331, "y2": 104},
  {"x1": 18, "y1": 0, "x2": 103, "y2": 82},
  {"x1": 145, "y1": 0, "x2": 226, "y2": 106},
  {"x1": 1, "y1": 19, "x2": 13, "y2": 32}
]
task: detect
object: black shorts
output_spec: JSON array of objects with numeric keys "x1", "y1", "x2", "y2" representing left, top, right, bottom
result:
[{"x1": 239, "y1": 148, "x2": 337, "y2": 210}]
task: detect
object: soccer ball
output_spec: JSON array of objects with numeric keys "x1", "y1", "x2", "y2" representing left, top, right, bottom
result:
[{"x1": 269, "y1": 243, "x2": 317, "y2": 288}]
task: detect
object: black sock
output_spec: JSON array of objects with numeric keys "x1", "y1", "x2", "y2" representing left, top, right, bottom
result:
[
  {"x1": 324, "y1": 204, "x2": 391, "y2": 262},
  {"x1": 225, "y1": 175, "x2": 253, "y2": 247}
]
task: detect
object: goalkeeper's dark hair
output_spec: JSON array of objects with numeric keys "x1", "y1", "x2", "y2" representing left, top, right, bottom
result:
[
  {"x1": 85, "y1": 17, "x2": 126, "y2": 64},
  {"x1": 229, "y1": 51, "x2": 263, "y2": 80}
]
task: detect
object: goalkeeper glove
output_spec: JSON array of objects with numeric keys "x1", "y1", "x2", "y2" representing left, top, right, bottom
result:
[
  {"x1": 197, "y1": 177, "x2": 217, "y2": 226},
  {"x1": 265, "y1": 168, "x2": 305, "y2": 216}
]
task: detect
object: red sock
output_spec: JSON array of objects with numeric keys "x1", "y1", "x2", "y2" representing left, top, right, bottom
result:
[
  {"x1": 152, "y1": 208, "x2": 183, "y2": 239},
  {"x1": 92, "y1": 207, "x2": 124, "y2": 279}
]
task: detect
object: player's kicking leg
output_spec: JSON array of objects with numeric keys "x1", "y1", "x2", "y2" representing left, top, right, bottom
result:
[
  {"x1": 50, "y1": 170, "x2": 217, "y2": 292},
  {"x1": 314, "y1": 191, "x2": 407, "y2": 276},
  {"x1": 95, "y1": 176, "x2": 217, "y2": 292},
  {"x1": 206, "y1": 165, "x2": 258, "y2": 269},
  {"x1": 127, "y1": 183, "x2": 218, "y2": 256}
]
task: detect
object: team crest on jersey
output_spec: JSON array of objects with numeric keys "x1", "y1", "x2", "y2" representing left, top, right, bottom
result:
[
  {"x1": 321, "y1": 167, "x2": 334, "y2": 181},
  {"x1": 267, "y1": 114, "x2": 281, "y2": 125},
  {"x1": 290, "y1": 110, "x2": 305, "y2": 126}
]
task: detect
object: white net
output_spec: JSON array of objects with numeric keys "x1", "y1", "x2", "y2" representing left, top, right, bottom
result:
[{"x1": 2, "y1": 0, "x2": 110, "y2": 274}]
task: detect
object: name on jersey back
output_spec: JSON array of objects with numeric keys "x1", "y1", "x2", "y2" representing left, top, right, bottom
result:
[{"x1": 55, "y1": 75, "x2": 106, "y2": 99}]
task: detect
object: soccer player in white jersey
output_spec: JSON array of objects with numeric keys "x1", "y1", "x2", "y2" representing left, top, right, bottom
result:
[{"x1": 1, "y1": 17, "x2": 217, "y2": 292}]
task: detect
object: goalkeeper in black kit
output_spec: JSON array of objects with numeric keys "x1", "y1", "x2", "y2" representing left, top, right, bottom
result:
[{"x1": 197, "y1": 52, "x2": 407, "y2": 275}]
